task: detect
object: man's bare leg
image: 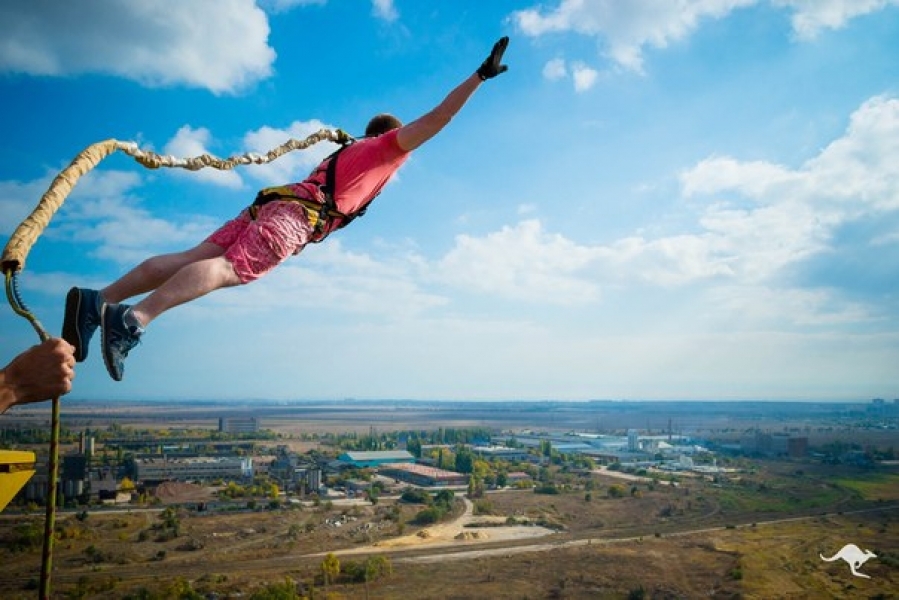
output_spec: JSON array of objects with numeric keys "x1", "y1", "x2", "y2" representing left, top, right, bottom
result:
[
  {"x1": 63, "y1": 243, "x2": 227, "y2": 362},
  {"x1": 129, "y1": 254, "x2": 243, "y2": 327},
  {"x1": 99, "y1": 252, "x2": 241, "y2": 381},
  {"x1": 101, "y1": 242, "x2": 225, "y2": 304}
]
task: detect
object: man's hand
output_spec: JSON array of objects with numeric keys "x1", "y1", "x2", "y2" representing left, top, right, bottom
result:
[
  {"x1": 477, "y1": 37, "x2": 509, "y2": 81},
  {"x1": 1, "y1": 339, "x2": 75, "y2": 413}
]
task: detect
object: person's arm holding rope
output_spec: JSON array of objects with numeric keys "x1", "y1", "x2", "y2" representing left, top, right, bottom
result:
[
  {"x1": 0, "y1": 339, "x2": 75, "y2": 414},
  {"x1": 397, "y1": 37, "x2": 509, "y2": 152}
]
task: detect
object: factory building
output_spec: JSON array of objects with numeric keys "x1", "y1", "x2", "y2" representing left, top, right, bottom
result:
[{"x1": 134, "y1": 456, "x2": 253, "y2": 483}]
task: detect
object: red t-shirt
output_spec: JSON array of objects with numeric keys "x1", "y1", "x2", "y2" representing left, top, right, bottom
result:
[{"x1": 290, "y1": 129, "x2": 410, "y2": 234}]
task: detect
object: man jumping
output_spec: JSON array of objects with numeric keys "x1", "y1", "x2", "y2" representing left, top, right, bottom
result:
[{"x1": 63, "y1": 37, "x2": 510, "y2": 381}]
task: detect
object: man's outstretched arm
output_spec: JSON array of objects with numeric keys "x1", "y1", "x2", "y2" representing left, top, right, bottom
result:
[{"x1": 397, "y1": 37, "x2": 509, "y2": 152}]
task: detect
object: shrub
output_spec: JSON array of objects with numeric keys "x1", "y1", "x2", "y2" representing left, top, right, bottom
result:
[
  {"x1": 9, "y1": 521, "x2": 42, "y2": 553},
  {"x1": 248, "y1": 576, "x2": 300, "y2": 600},
  {"x1": 412, "y1": 506, "x2": 445, "y2": 525},
  {"x1": 434, "y1": 489, "x2": 455, "y2": 509},
  {"x1": 607, "y1": 484, "x2": 626, "y2": 498},
  {"x1": 400, "y1": 488, "x2": 431, "y2": 504},
  {"x1": 628, "y1": 585, "x2": 645, "y2": 600}
]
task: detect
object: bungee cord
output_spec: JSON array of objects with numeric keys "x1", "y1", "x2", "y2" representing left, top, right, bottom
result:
[{"x1": 1, "y1": 127, "x2": 349, "y2": 600}]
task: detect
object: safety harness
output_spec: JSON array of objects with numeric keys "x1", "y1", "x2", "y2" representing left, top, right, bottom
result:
[{"x1": 248, "y1": 139, "x2": 370, "y2": 238}]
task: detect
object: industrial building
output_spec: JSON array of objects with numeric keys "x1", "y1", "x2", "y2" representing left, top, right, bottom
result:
[
  {"x1": 379, "y1": 463, "x2": 468, "y2": 487},
  {"x1": 740, "y1": 432, "x2": 808, "y2": 458},
  {"x1": 337, "y1": 450, "x2": 415, "y2": 468},
  {"x1": 269, "y1": 448, "x2": 322, "y2": 494},
  {"x1": 472, "y1": 445, "x2": 531, "y2": 462},
  {"x1": 218, "y1": 417, "x2": 260, "y2": 434},
  {"x1": 134, "y1": 456, "x2": 253, "y2": 482}
]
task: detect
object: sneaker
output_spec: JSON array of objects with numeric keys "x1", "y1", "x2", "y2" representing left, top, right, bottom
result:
[
  {"x1": 101, "y1": 303, "x2": 144, "y2": 382},
  {"x1": 62, "y1": 287, "x2": 103, "y2": 362}
]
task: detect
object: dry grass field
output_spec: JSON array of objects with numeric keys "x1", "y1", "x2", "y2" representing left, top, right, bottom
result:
[{"x1": 1, "y1": 463, "x2": 897, "y2": 599}]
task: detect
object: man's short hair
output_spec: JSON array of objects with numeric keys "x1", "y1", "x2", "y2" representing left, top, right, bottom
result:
[{"x1": 365, "y1": 114, "x2": 403, "y2": 137}]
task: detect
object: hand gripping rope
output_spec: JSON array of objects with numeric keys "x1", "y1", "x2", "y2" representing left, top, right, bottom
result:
[{"x1": 1, "y1": 128, "x2": 350, "y2": 600}]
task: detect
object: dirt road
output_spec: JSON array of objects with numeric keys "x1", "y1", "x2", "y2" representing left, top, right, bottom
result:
[{"x1": 306, "y1": 497, "x2": 558, "y2": 558}]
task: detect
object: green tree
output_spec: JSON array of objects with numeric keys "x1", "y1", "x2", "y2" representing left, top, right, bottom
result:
[
  {"x1": 540, "y1": 439, "x2": 553, "y2": 458},
  {"x1": 467, "y1": 475, "x2": 485, "y2": 499},
  {"x1": 321, "y1": 552, "x2": 340, "y2": 592},
  {"x1": 437, "y1": 448, "x2": 456, "y2": 470},
  {"x1": 455, "y1": 447, "x2": 474, "y2": 473},
  {"x1": 363, "y1": 555, "x2": 392, "y2": 599},
  {"x1": 406, "y1": 436, "x2": 422, "y2": 458}
]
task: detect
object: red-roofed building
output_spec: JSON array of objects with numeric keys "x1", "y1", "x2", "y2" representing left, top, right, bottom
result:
[{"x1": 379, "y1": 462, "x2": 468, "y2": 487}]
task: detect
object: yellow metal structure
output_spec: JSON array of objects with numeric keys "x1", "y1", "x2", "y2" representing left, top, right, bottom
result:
[{"x1": 0, "y1": 450, "x2": 36, "y2": 512}]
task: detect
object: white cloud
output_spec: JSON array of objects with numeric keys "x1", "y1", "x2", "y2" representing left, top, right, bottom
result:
[
  {"x1": 542, "y1": 57, "x2": 598, "y2": 91},
  {"x1": 707, "y1": 284, "x2": 876, "y2": 327},
  {"x1": 572, "y1": 62, "x2": 599, "y2": 91},
  {"x1": 676, "y1": 95, "x2": 899, "y2": 291},
  {"x1": 543, "y1": 58, "x2": 568, "y2": 81},
  {"x1": 682, "y1": 95, "x2": 899, "y2": 212},
  {"x1": 803, "y1": 95, "x2": 899, "y2": 211},
  {"x1": 204, "y1": 238, "x2": 448, "y2": 321},
  {"x1": 514, "y1": 0, "x2": 755, "y2": 73},
  {"x1": 680, "y1": 157, "x2": 797, "y2": 198},
  {"x1": 435, "y1": 220, "x2": 604, "y2": 305},
  {"x1": 0, "y1": 0, "x2": 275, "y2": 94},
  {"x1": 773, "y1": 0, "x2": 899, "y2": 39},
  {"x1": 513, "y1": 0, "x2": 898, "y2": 72},
  {"x1": 371, "y1": 0, "x2": 399, "y2": 22},
  {"x1": 59, "y1": 170, "x2": 218, "y2": 265}
]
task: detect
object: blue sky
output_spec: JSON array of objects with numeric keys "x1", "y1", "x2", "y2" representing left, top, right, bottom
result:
[{"x1": 1, "y1": 0, "x2": 897, "y2": 402}]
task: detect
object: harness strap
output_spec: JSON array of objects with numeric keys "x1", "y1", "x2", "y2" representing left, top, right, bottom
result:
[
  {"x1": 248, "y1": 187, "x2": 345, "y2": 232},
  {"x1": 319, "y1": 142, "x2": 370, "y2": 225}
]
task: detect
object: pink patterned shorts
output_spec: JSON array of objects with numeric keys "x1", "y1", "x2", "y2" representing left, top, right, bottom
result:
[{"x1": 205, "y1": 201, "x2": 314, "y2": 283}]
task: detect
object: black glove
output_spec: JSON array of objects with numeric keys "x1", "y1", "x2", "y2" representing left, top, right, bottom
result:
[{"x1": 477, "y1": 37, "x2": 509, "y2": 81}]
